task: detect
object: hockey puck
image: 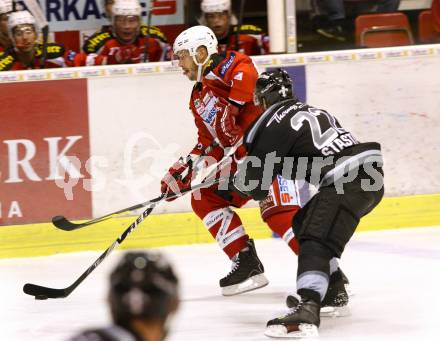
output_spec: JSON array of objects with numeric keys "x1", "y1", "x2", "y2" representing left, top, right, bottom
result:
[{"x1": 35, "y1": 295, "x2": 48, "y2": 300}]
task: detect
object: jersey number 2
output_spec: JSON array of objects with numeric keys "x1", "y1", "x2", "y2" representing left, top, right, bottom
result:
[{"x1": 290, "y1": 108, "x2": 338, "y2": 149}]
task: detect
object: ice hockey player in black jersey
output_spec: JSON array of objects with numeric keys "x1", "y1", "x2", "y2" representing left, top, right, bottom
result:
[
  {"x1": 231, "y1": 69, "x2": 384, "y2": 338},
  {"x1": 69, "y1": 251, "x2": 179, "y2": 341}
]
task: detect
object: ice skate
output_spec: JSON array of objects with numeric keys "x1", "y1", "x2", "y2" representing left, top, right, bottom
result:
[
  {"x1": 339, "y1": 267, "x2": 354, "y2": 297},
  {"x1": 286, "y1": 268, "x2": 350, "y2": 318},
  {"x1": 220, "y1": 239, "x2": 269, "y2": 296},
  {"x1": 320, "y1": 268, "x2": 350, "y2": 317},
  {"x1": 265, "y1": 296, "x2": 320, "y2": 338}
]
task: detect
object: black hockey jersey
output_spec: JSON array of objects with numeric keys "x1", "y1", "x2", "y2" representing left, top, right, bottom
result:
[
  {"x1": 236, "y1": 99, "x2": 383, "y2": 200},
  {"x1": 69, "y1": 325, "x2": 138, "y2": 341}
]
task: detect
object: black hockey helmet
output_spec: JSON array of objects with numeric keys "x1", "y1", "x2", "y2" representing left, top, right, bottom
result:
[
  {"x1": 254, "y1": 68, "x2": 295, "y2": 107},
  {"x1": 109, "y1": 251, "x2": 179, "y2": 325}
]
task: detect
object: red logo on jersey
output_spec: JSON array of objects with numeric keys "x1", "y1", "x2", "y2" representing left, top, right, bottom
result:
[{"x1": 281, "y1": 192, "x2": 293, "y2": 204}]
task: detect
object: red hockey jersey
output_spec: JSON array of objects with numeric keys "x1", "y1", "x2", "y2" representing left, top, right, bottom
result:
[
  {"x1": 83, "y1": 25, "x2": 171, "y2": 63},
  {"x1": 217, "y1": 25, "x2": 270, "y2": 56},
  {"x1": 188, "y1": 51, "x2": 262, "y2": 156},
  {"x1": 0, "y1": 43, "x2": 84, "y2": 71}
]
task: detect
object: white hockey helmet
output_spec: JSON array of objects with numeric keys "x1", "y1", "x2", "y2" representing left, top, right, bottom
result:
[
  {"x1": 112, "y1": 0, "x2": 141, "y2": 17},
  {"x1": 198, "y1": 0, "x2": 237, "y2": 26},
  {"x1": 173, "y1": 26, "x2": 218, "y2": 82},
  {"x1": 8, "y1": 10, "x2": 36, "y2": 35},
  {"x1": 201, "y1": 0, "x2": 231, "y2": 13},
  {"x1": 173, "y1": 25, "x2": 218, "y2": 58},
  {"x1": 0, "y1": 0, "x2": 13, "y2": 15}
]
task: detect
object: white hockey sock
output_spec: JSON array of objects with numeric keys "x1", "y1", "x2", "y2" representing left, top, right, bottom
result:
[{"x1": 329, "y1": 257, "x2": 339, "y2": 275}]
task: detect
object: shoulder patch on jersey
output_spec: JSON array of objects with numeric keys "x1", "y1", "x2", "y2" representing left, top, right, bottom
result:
[
  {"x1": 83, "y1": 31, "x2": 112, "y2": 53},
  {"x1": 35, "y1": 43, "x2": 66, "y2": 59},
  {"x1": 233, "y1": 71, "x2": 243, "y2": 81},
  {"x1": 234, "y1": 24, "x2": 264, "y2": 34},
  {"x1": 140, "y1": 25, "x2": 168, "y2": 42},
  {"x1": 219, "y1": 52, "x2": 236, "y2": 78},
  {"x1": 0, "y1": 52, "x2": 15, "y2": 71}
]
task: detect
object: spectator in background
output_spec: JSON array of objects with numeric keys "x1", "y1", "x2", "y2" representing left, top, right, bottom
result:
[
  {"x1": 312, "y1": 0, "x2": 401, "y2": 41},
  {"x1": 0, "y1": 0, "x2": 13, "y2": 52},
  {"x1": 0, "y1": 11, "x2": 83, "y2": 70},
  {"x1": 83, "y1": 0, "x2": 170, "y2": 62},
  {"x1": 198, "y1": 0, "x2": 269, "y2": 55},
  {"x1": 69, "y1": 251, "x2": 180, "y2": 341}
]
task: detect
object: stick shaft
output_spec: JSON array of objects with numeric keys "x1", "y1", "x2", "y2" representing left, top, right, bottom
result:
[
  {"x1": 23, "y1": 149, "x2": 237, "y2": 299},
  {"x1": 53, "y1": 141, "x2": 220, "y2": 231},
  {"x1": 23, "y1": 198, "x2": 162, "y2": 299}
]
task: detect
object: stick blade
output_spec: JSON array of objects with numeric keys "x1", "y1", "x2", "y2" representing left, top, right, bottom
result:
[
  {"x1": 52, "y1": 215, "x2": 83, "y2": 231},
  {"x1": 23, "y1": 283, "x2": 68, "y2": 299}
]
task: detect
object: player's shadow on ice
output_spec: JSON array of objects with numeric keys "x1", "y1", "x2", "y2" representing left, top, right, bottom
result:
[{"x1": 182, "y1": 291, "x2": 286, "y2": 304}]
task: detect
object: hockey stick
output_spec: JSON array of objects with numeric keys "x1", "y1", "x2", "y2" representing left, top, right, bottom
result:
[
  {"x1": 234, "y1": 0, "x2": 246, "y2": 51},
  {"x1": 53, "y1": 200, "x2": 155, "y2": 231},
  {"x1": 22, "y1": 0, "x2": 49, "y2": 69},
  {"x1": 52, "y1": 172, "x2": 210, "y2": 231},
  {"x1": 39, "y1": 25, "x2": 49, "y2": 69},
  {"x1": 142, "y1": 0, "x2": 153, "y2": 62},
  {"x1": 23, "y1": 147, "x2": 236, "y2": 300},
  {"x1": 23, "y1": 194, "x2": 164, "y2": 300},
  {"x1": 52, "y1": 141, "x2": 219, "y2": 231}
]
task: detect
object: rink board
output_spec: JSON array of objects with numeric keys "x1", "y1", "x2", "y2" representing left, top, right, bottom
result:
[
  {"x1": 0, "y1": 44, "x2": 439, "y2": 226},
  {"x1": 1, "y1": 44, "x2": 440, "y2": 256},
  {"x1": 0, "y1": 193, "x2": 439, "y2": 259}
]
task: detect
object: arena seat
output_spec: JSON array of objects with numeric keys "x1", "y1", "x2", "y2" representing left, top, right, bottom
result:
[
  {"x1": 418, "y1": 10, "x2": 440, "y2": 43},
  {"x1": 355, "y1": 12, "x2": 414, "y2": 48}
]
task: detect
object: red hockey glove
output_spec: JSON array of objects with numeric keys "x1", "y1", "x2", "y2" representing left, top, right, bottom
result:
[
  {"x1": 160, "y1": 157, "x2": 193, "y2": 202},
  {"x1": 214, "y1": 98, "x2": 243, "y2": 148}
]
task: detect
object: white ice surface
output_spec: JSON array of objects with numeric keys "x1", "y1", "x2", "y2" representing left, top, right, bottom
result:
[{"x1": 1, "y1": 226, "x2": 440, "y2": 341}]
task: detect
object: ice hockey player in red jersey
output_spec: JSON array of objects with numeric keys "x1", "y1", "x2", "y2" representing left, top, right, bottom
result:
[
  {"x1": 82, "y1": 0, "x2": 171, "y2": 64},
  {"x1": 0, "y1": 0, "x2": 13, "y2": 53},
  {"x1": 161, "y1": 25, "x2": 301, "y2": 296},
  {"x1": 199, "y1": 0, "x2": 269, "y2": 55},
  {"x1": 0, "y1": 10, "x2": 84, "y2": 71}
]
